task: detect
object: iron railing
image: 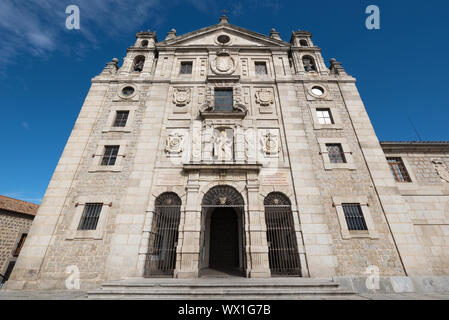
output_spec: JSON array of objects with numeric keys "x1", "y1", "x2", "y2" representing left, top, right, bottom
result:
[
  {"x1": 145, "y1": 193, "x2": 182, "y2": 277},
  {"x1": 264, "y1": 193, "x2": 301, "y2": 277},
  {"x1": 342, "y1": 203, "x2": 368, "y2": 231}
]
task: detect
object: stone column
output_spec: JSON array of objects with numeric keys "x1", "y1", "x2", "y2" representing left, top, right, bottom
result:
[
  {"x1": 175, "y1": 171, "x2": 201, "y2": 278},
  {"x1": 245, "y1": 172, "x2": 271, "y2": 278}
]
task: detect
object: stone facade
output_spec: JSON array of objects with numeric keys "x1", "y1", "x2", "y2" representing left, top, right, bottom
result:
[
  {"x1": 381, "y1": 142, "x2": 449, "y2": 276},
  {"x1": 6, "y1": 17, "x2": 449, "y2": 290},
  {"x1": 0, "y1": 196, "x2": 37, "y2": 281}
]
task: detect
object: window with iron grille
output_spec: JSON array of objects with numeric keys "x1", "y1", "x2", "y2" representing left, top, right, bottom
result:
[
  {"x1": 387, "y1": 157, "x2": 412, "y2": 182},
  {"x1": 113, "y1": 111, "x2": 129, "y2": 127},
  {"x1": 214, "y1": 88, "x2": 233, "y2": 111},
  {"x1": 78, "y1": 203, "x2": 103, "y2": 230},
  {"x1": 255, "y1": 62, "x2": 267, "y2": 75},
  {"x1": 342, "y1": 203, "x2": 368, "y2": 231},
  {"x1": 13, "y1": 233, "x2": 27, "y2": 257},
  {"x1": 326, "y1": 144, "x2": 346, "y2": 163},
  {"x1": 180, "y1": 61, "x2": 193, "y2": 74},
  {"x1": 316, "y1": 108, "x2": 334, "y2": 125},
  {"x1": 101, "y1": 146, "x2": 119, "y2": 166}
]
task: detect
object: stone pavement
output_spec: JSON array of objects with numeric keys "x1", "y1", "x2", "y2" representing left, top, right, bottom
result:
[{"x1": 0, "y1": 290, "x2": 449, "y2": 300}]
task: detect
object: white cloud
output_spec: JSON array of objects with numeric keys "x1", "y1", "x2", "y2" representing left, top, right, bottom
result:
[{"x1": 0, "y1": 0, "x2": 162, "y2": 70}]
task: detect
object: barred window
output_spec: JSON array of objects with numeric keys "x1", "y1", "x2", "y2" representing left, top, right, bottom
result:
[
  {"x1": 13, "y1": 233, "x2": 28, "y2": 257},
  {"x1": 326, "y1": 144, "x2": 346, "y2": 163},
  {"x1": 180, "y1": 61, "x2": 193, "y2": 74},
  {"x1": 113, "y1": 111, "x2": 129, "y2": 127},
  {"x1": 387, "y1": 157, "x2": 412, "y2": 182},
  {"x1": 101, "y1": 146, "x2": 119, "y2": 166},
  {"x1": 255, "y1": 62, "x2": 267, "y2": 75},
  {"x1": 214, "y1": 88, "x2": 233, "y2": 111},
  {"x1": 316, "y1": 108, "x2": 334, "y2": 124},
  {"x1": 78, "y1": 203, "x2": 103, "y2": 230},
  {"x1": 342, "y1": 204, "x2": 368, "y2": 231}
]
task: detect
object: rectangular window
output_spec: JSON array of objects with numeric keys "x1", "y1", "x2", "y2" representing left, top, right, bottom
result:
[
  {"x1": 180, "y1": 61, "x2": 193, "y2": 74},
  {"x1": 255, "y1": 62, "x2": 268, "y2": 75},
  {"x1": 13, "y1": 233, "x2": 28, "y2": 257},
  {"x1": 214, "y1": 88, "x2": 233, "y2": 111},
  {"x1": 101, "y1": 146, "x2": 120, "y2": 166},
  {"x1": 316, "y1": 108, "x2": 334, "y2": 125},
  {"x1": 342, "y1": 204, "x2": 368, "y2": 231},
  {"x1": 387, "y1": 157, "x2": 412, "y2": 182},
  {"x1": 326, "y1": 144, "x2": 346, "y2": 164},
  {"x1": 78, "y1": 203, "x2": 103, "y2": 231},
  {"x1": 113, "y1": 111, "x2": 129, "y2": 127}
]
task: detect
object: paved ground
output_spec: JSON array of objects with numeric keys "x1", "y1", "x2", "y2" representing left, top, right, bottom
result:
[{"x1": 0, "y1": 290, "x2": 449, "y2": 300}]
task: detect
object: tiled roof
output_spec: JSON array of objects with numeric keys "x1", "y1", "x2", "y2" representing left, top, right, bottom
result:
[{"x1": 0, "y1": 195, "x2": 39, "y2": 216}]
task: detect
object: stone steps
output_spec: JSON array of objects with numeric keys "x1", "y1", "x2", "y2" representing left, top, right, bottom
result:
[{"x1": 88, "y1": 278, "x2": 356, "y2": 300}]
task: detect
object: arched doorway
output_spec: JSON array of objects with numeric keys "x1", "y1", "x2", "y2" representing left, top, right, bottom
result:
[
  {"x1": 144, "y1": 192, "x2": 181, "y2": 277},
  {"x1": 264, "y1": 192, "x2": 301, "y2": 276},
  {"x1": 200, "y1": 185, "x2": 246, "y2": 276}
]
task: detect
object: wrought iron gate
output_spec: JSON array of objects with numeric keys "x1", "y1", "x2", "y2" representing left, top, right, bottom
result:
[
  {"x1": 145, "y1": 193, "x2": 181, "y2": 277},
  {"x1": 264, "y1": 193, "x2": 301, "y2": 276}
]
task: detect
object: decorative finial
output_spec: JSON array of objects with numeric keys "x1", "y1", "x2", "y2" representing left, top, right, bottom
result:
[
  {"x1": 270, "y1": 28, "x2": 281, "y2": 40},
  {"x1": 165, "y1": 28, "x2": 177, "y2": 40},
  {"x1": 219, "y1": 11, "x2": 229, "y2": 24}
]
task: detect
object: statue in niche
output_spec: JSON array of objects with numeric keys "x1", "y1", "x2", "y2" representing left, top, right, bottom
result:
[{"x1": 213, "y1": 129, "x2": 233, "y2": 161}]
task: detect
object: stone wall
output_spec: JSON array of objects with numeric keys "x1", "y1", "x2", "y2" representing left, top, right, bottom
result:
[
  {"x1": 0, "y1": 210, "x2": 33, "y2": 275},
  {"x1": 384, "y1": 150, "x2": 449, "y2": 275}
]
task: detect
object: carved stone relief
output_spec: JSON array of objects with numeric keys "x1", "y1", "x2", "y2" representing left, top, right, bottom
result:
[
  {"x1": 255, "y1": 88, "x2": 274, "y2": 107},
  {"x1": 262, "y1": 132, "x2": 279, "y2": 156},
  {"x1": 173, "y1": 88, "x2": 192, "y2": 107},
  {"x1": 210, "y1": 50, "x2": 237, "y2": 75},
  {"x1": 165, "y1": 133, "x2": 184, "y2": 155},
  {"x1": 433, "y1": 159, "x2": 449, "y2": 183}
]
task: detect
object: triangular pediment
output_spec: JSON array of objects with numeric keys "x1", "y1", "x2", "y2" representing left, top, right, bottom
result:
[{"x1": 157, "y1": 24, "x2": 289, "y2": 48}]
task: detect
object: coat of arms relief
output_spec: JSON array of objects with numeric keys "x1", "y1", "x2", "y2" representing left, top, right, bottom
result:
[
  {"x1": 165, "y1": 133, "x2": 184, "y2": 155},
  {"x1": 432, "y1": 159, "x2": 449, "y2": 183},
  {"x1": 255, "y1": 89, "x2": 274, "y2": 107},
  {"x1": 173, "y1": 88, "x2": 192, "y2": 107},
  {"x1": 210, "y1": 50, "x2": 237, "y2": 75}
]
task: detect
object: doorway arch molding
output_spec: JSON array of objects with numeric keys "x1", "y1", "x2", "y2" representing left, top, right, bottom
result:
[{"x1": 201, "y1": 185, "x2": 245, "y2": 207}]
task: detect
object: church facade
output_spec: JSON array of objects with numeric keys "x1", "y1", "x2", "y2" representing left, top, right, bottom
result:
[{"x1": 7, "y1": 16, "x2": 449, "y2": 290}]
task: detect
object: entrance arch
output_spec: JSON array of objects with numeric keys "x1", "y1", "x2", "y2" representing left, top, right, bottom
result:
[{"x1": 200, "y1": 185, "x2": 246, "y2": 276}]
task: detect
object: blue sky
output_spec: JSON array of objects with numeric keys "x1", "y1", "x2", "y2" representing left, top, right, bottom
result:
[{"x1": 0, "y1": 0, "x2": 448, "y2": 204}]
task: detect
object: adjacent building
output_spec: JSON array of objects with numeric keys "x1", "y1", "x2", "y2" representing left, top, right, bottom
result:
[
  {"x1": 6, "y1": 16, "x2": 449, "y2": 290},
  {"x1": 0, "y1": 196, "x2": 38, "y2": 287}
]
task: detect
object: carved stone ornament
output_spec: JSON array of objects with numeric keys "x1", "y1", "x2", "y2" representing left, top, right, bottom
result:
[
  {"x1": 165, "y1": 133, "x2": 184, "y2": 154},
  {"x1": 432, "y1": 159, "x2": 449, "y2": 183},
  {"x1": 255, "y1": 89, "x2": 274, "y2": 107},
  {"x1": 210, "y1": 50, "x2": 237, "y2": 75},
  {"x1": 173, "y1": 88, "x2": 192, "y2": 107},
  {"x1": 262, "y1": 132, "x2": 279, "y2": 155}
]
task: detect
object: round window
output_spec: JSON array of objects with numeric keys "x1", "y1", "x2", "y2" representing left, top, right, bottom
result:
[
  {"x1": 122, "y1": 86, "x2": 135, "y2": 97},
  {"x1": 217, "y1": 35, "x2": 231, "y2": 44},
  {"x1": 311, "y1": 86, "x2": 324, "y2": 96}
]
